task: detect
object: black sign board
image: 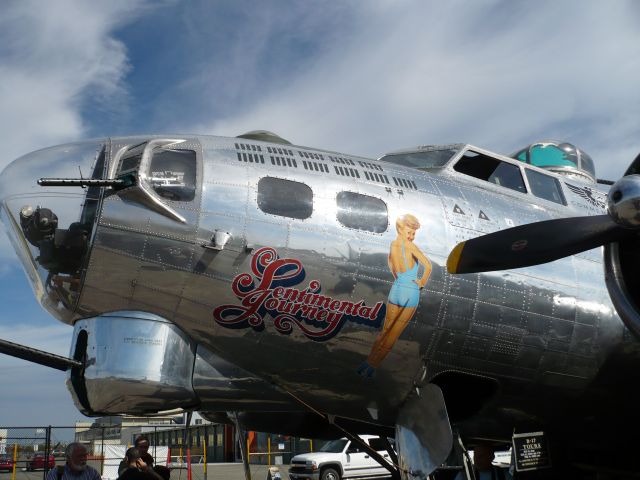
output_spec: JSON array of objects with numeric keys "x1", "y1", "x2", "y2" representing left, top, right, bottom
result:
[{"x1": 512, "y1": 431, "x2": 551, "y2": 472}]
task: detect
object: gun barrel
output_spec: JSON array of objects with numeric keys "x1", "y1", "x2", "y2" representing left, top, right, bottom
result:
[{"x1": 38, "y1": 178, "x2": 126, "y2": 187}]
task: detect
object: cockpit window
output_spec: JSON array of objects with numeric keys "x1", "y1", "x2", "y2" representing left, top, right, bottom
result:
[
  {"x1": 454, "y1": 151, "x2": 527, "y2": 193},
  {"x1": 379, "y1": 149, "x2": 457, "y2": 169},
  {"x1": 525, "y1": 169, "x2": 566, "y2": 205},
  {"x1": 149, "y1": 148, "x2": 197, "y2": 202}
]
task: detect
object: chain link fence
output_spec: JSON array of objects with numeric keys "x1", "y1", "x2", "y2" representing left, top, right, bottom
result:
[{"x1": 0, "y1": 425, "x2": 320, "y2": 480}]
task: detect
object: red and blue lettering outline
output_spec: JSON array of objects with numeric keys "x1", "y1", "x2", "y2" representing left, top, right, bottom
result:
[{"x1": 213, "y1": 247, "x2": 385, "y2": 341}]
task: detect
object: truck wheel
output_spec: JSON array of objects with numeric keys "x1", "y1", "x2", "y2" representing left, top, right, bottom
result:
[{"x1": 320, "y1": 467, "x2": 340, "y2": 480}]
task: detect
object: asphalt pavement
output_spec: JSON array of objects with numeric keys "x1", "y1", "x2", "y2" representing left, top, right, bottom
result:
[{"x1": 0, "y1": 463, "x2": 290, "y2": 480}]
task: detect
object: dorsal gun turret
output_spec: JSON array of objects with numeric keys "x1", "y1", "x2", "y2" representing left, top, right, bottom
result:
[{"x1": 511, "y1": 141, "x2": 596, "y2": 184}]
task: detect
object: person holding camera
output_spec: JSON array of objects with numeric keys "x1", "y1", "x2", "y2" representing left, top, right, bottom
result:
[{"x1": 117, "y1": 447, "x2": 162, "y2": 480}]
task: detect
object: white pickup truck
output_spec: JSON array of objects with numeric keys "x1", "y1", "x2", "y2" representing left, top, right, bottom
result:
[{"x1": 288, "y1": 435, "x2": 393, "y2": 480}]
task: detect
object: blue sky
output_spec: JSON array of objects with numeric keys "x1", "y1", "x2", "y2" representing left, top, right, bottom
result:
[{"x1": 1, "y1": 0, "x2": 640, "y2": 426}]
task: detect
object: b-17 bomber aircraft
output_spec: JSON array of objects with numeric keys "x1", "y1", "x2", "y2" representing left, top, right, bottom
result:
[{"x1": 2, "y1": 131, "x2": 640, "y2": 479}]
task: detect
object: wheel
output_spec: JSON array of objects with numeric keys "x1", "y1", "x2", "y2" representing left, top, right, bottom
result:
[{"x1": 320, "y1": 467, "x2": 340, "y2": 480}]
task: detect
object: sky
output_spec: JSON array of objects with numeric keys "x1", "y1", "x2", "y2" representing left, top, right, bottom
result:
[{"x1": 1, "y1": 0, "x2": 640, "y2": 427}]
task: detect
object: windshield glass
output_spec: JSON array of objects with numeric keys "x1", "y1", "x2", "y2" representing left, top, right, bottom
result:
[
  {"x1": 454, "y1": 151, "x2": 526, "y2": 193},
  {"x1": 319, "y1": 439, "x2": 348, "y2": 453},
  {"x1": 379, "y1": 149, "x2": 457, "y2": 169},
  {"x1": 525, "y1": 169, "x2": 566, "y2": 205}
]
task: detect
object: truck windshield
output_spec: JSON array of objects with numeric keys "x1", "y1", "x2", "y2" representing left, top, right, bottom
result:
[{"x1": 319, "y1": 439, "x2": 348, "y2": 453}]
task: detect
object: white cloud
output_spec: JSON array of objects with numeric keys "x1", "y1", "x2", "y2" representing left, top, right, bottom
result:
[
  {"x1": 196, "y1": 1, "x2": 640, "y2": 181},
  {"x1": 0, "y1": 0, "x2": 151, "y2": 266},
  {"x1": 0, "y1": 0, "x2": 639, "y2": 427},
  {"x1": 0, "y1": 0, "x2": 147, "y2": 168},
  {"x1": 1, "y1": 323, "x2": 72, "y2": 360},
  {"x1": 0, "y1": 0, "x2": 151, "y2": 423}
]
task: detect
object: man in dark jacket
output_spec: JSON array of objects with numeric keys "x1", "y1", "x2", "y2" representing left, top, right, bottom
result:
[
  {"x1": 117, "y1": 448, "x2": 162, "y2": 480},
  {"x1": 118, "y1": 436, "x2": 155, "y2": 476}
]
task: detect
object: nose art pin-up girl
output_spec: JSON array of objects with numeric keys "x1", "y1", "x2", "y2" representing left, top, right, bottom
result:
[{"x1": 358, "y1": 214, "x2": 432, "y2": 377}]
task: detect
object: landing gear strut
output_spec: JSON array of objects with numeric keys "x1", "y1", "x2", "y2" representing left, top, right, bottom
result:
[{"x1": 230, "y1": 412, "x2": 252, "y2": 480}]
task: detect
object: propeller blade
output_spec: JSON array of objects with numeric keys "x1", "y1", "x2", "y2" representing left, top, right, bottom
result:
[{"x1": 447, "y1": 214, "x2": 633, "y2": 274}]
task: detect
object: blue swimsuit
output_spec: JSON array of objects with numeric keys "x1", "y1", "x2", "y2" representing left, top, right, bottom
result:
[{"x1": 388, "y1": 242, "x2": 420, "y2": 308}]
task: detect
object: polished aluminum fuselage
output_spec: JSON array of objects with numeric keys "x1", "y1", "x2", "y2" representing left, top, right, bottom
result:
[{"x1": 0, "y1": 135, "x2": 628, "y2": 437}]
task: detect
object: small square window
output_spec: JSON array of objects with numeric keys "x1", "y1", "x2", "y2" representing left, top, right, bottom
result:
[
  {"x1": 257, "y1": 177, "x2": 313, "y2": 219},
  {"x1": 149, "y1": 148, "x2": 196, "y2": 202},
  {"x1": 337, "y1": 192, "x2": 388, "y2": 233}
]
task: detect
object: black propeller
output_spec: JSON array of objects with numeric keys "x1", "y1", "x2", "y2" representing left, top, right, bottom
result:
[{"x1": 447, "y1": 175, "x2": 640, "y2": 274}]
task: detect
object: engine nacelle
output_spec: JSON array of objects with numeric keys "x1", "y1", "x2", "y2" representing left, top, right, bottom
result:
[
  {"x1": 604, "y1": 173, "x2": 640, "y2": 339},
  {"x1": 67, "y1": 311, "x2": 199, "y2": 415},
  {"x1": 607, "y1": 175, "x2": 640, "y2": 228},
  {"x1": 605, "y1": 239, "x2": 640, "y2": 339},
  {"x1": 67, "y1": 311, "x2": 299, "y2": 416}
]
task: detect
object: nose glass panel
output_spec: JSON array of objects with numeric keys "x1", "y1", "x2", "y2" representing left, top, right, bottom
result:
[{"x1": 0, "y1": 140, "x2": 106, "y2": 323}]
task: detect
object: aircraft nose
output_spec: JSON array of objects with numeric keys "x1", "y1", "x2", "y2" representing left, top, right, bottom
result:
[{"x1": 0, "y1": 139, "x2": 106, "y2": 324}]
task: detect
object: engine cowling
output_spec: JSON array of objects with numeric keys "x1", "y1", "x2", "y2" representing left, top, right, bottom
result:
[
  {"x1": 67, "y1": 310, "x2": 300, "y2": 416},
  {"x1": 604, "y1": 173, "x2": 640, "y2": 339},
  {"x1": 605, "y1": 239, "x2": 640, "y2": 339}
]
